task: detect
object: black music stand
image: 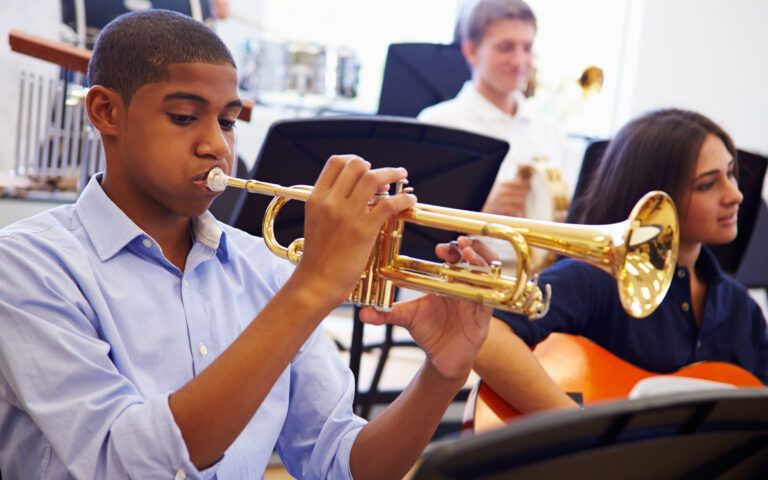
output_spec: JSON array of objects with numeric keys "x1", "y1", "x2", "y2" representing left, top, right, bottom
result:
[
  {"x1": 229, "y1": 117, "x2": 508, "y2": 414},
  {"x1": 377, "y1": 43, "x2": 470, "y2": 117},
  {"x1": 413, "y1": 389, "x2": 768, "y2": 479}
]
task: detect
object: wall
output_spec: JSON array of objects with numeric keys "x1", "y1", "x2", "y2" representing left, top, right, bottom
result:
[
  {"x1": 620, "y1": 0, "x2": 768, "y2": 158},
  {"x1": 2, "y1": 1, "x2": 767, "y2": 171}
]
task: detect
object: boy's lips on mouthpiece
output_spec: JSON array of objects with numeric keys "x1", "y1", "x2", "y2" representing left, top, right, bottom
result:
[{"x1": 204, "y1": 167, "x2": 228, "y2": 192}]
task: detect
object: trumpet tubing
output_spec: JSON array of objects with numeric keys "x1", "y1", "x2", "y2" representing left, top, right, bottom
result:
[{"x1": 206, "y1": 168, "x2": 678, "y2": 318}]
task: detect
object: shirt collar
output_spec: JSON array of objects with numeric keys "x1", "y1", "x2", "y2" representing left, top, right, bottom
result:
[
  {"x1": 76, "y1": 174, "x2": 229, "y2": 262},
  {"x1": 457, "y1": 81, "x2": 532, "y2": 122},
  {"x1": 193, "y1": 210, "x2": 229, "y2": 262},
  {"x1": 695, "y1": 245, "x2": 724, "y2": 283}
]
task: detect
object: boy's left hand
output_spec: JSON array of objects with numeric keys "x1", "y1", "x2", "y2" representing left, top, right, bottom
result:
[{"x1": 359, "y1": 236, "x2": 498, "y2": 383}]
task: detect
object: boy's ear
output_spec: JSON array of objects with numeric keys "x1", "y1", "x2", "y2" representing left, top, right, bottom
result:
[
  {"x1": 86, "y1": 85, "x2": 124, "y2": 136},
  {"x1": 461, "y1": 40, "x2": 478, "y2": 68}
]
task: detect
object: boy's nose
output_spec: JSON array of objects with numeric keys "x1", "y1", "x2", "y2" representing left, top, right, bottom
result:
[
  {"x1": 509, "y1": 47, "x2": 531, "y2": 64},
  {"x1": 198, "y1": 120, "x2": 232, "y2": 159}
]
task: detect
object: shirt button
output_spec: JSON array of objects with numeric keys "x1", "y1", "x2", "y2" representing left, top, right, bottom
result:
[
  {"x1": 142, "y1": 238, "x2": 152, "y2": 248},
  {"x1": 199, "y1": 342, "x2": 208, "y2": 358},
  {"x1": 182, "y1": 280, "x2": 189, "y2": 289},
  {"x1": 174, "y1": 469, "x2": 186, "y2": 480},
  {"x1": 677, "y1": 269, "x2": 686, "y2": 279},
  {"x1": 681, "y1": 302, "x2": 690, "y2": 312},
  {"x1": 696, "y1": 340, "x2": 702, "y2": 349}
]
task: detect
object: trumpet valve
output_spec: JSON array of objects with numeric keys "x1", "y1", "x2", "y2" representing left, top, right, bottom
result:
[
  {"x1": 395, "y1": 178, "x2": 412, "y2": 194},
  {"x1": 489, "y1": 260, "x2": 502, "y2": 278},
  {"x1": 369, "y1": 179, "x2": 412, "y2": 206},
  {"x1": 528, "y1": 283, "x2": 552, "y2": 320}
]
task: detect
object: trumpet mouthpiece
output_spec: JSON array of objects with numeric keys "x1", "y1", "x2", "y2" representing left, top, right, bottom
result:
[{"x1": 206, "y1": 167, "x2": 228, "y2": 192}]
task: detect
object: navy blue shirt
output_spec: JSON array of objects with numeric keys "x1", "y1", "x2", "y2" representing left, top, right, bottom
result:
[{"x1": 496, "y1": 246, "x2": 768, "y2": 384}]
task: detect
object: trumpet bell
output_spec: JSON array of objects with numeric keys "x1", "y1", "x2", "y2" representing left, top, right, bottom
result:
[
  {"x1": 619, "y1": 192, "x2": 679, "y2": 317},
  {"x1": 415, "y1": 190, "x2": 678, "y2": 318}
]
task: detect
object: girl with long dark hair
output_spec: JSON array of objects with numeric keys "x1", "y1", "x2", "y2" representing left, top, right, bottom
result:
[{"x1": 472, "y1": 108, "x2": 767, "y2": 414}]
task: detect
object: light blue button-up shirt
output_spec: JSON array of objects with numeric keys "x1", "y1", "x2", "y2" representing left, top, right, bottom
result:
[{"x1": 0, "y1": 175, "x2": 365, "y2": 479}]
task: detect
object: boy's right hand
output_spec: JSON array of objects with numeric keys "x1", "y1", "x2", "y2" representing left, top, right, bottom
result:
[{"x1": 292, "y1": 155, "x2": 416, "y2": 306}]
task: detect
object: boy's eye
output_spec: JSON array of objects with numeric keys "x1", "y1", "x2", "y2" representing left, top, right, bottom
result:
[
  {"x1": 219, "y1": 119, "x2": 236, "y2": 131},
  {"x1": 169, "y1": 114, "x2": 196, "y2": 125}
]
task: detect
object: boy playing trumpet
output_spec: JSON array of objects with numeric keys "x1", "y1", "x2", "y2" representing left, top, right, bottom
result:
[{"x1": 0, "y1": 10, "x2": 494, "y2": 478}]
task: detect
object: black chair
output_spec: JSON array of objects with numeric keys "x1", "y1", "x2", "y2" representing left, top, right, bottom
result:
[
  {"x1": 735, "y1": 201, "x2": 768, "y2": 289},
  {"x1": 710, "y1": 149, "x2": 768, "y2": 279},
  {"x1": 412, "y1": 389, "x2": 768, "y2": 479},
  {"x1": 377, "y1": 43, "x2": 470, "y2": 118},
  {"x1": 228, "y1": 117, "x2": 509, "y2": 418},
  {"x1": 570, "y1": 140, "x2": 768, "y2": 278}
]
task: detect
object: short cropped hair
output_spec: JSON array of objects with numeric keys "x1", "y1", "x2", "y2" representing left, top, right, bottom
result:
[
  {"x1": 88, "y1": 9, "x2": 235, "y2": 104},
  {"x1": 457, "y1": 0, "x2": 537, "y2": 44}
]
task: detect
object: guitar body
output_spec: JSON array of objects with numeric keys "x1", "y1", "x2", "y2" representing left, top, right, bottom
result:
[{"x1": 472, "y1": 333, "x2": 763, "y2": 433}]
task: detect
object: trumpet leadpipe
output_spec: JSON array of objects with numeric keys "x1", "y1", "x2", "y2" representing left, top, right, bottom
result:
[{"x1": 206, "y1": 167, "x2": 311, "y2": 201}]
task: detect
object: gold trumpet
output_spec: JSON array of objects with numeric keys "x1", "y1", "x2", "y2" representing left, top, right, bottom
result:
[{"x1": 206, "y1": 168, "x2": 678, "y2": 319}]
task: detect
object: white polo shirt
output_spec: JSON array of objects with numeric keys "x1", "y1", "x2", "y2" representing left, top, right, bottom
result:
[
  {"x1": 419, "y1": 82, "x2": 575, "y2": 263},
  {"x1": 419, "y1": 81, "x2": 571, "y2": 199}
]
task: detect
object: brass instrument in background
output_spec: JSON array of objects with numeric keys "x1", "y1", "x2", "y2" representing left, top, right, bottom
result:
[
  {"x1": 515, "y1": 156, "x2": 572, "y2": 272},
  {"x1": 206, "y1": 168, "x2": 679, "y2": 319},
  {"x1": 579, "y1": 65, "x2": 605, "y2": 96},
  {"x1": 517, "y1": 157, "x2": 570, "y2": 224},
  {"x1": 524, "y1": 65, "x2": 604, "y2": 99}
]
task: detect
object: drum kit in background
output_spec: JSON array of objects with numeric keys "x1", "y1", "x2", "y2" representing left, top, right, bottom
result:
[{"x1": 238, "y1": 36, "x2": 360, "y2": 100}]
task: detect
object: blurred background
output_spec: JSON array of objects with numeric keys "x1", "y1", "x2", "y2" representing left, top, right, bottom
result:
[{"x1": 2, "y1": 0, "x2": 767, "y2": 179}]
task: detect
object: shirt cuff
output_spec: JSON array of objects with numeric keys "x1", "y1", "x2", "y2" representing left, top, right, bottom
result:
[{"x1": 109, "y1": 393, "x2": 222, "y2": 479}]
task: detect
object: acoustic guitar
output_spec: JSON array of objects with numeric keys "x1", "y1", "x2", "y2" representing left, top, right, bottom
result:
[{"x1": 470, "y1": 333, "x2": 763, "y2": 433}]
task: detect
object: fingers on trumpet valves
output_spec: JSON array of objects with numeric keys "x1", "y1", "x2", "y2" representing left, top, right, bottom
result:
[
  {"x1": 447, "y1": 240, "x2": 465, "y2": 265},
  {"x1": 368, "y1": 177, "x2": 413, "y2": 208},
  {"x1": 371, "y1": 179, "x2": 412, "y2": 195},
  {"x1": 371, "y1": 187, "x2": 393, "y2": 204},
  {"x1": 395, "y1": 178, "x2": 411, "y2": 195},
  {"x1": 444, "y1": 239, "x2": 504, "y2": 275}
]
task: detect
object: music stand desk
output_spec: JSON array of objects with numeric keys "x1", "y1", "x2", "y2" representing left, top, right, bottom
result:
[{"x1": 412, "y1": 388, "x2": 768, "y2": 479}]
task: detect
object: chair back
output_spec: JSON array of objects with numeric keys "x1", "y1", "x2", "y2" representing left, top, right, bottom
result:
[{"x1": 377, "y1": 43, "x2": 470, "y2": 117}]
